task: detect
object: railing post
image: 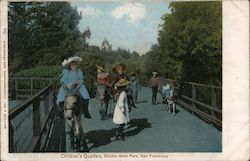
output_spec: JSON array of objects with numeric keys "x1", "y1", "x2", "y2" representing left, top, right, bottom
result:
[
  {"x1": 43, "y1": 91, "x2": 49, "y2": 115},
  {"x1": 192, "y1": 84, "x2": 196, "y2": 110},
  {"x1": 211, "y1": 87, "x2": 217, "y2": 118},
  {"x1": 33, "y1": 98, "x2": 41, "y2": 137},
  {"x1": 15, "y1": 78, "x2": 18, "y2": 98},
  {"x1": 49, "y1": 86, "x2": 53, "y2": 111},
  {"x1": 31, "y1": 78, "x2": 34, "y2": 96},
  {"x1": 9, "y1": 123, "x2": 14, "y2": 152}
]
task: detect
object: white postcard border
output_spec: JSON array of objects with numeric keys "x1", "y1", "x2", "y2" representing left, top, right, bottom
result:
[{"x1": 1, "y1": 0, "x2": 249, "y2": 161}]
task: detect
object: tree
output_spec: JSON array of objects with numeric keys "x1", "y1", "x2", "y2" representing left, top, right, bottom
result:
[
  {"x1": 8, "y1": 2, "x2": 87, "y2": 73},
  {"x1": 158, "y1": 2, "x2": 222, "y2": 85}
]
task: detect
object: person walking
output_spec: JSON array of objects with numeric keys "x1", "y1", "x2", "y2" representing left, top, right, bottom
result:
[
  {"x1": 56, "y1": 56, "x2": 92, "y2": 119},
  {"x1": 129, "y1": 72, "x2": 141, "y2": 104},
  {"x1": 113, "y1": 78, "x2": 130, "y2": 140},
  {"x1": 149, "y1": 71, "x2": 161, "y2": 105}
]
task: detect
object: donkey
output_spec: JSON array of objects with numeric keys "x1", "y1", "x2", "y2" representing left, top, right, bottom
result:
[
  {"x1": 96, "y1": 85, "x2": 112, "y2": 120},
  {"x1": 167, "y1": 86, "x2": 178, "y2": 115},
  {"x1": 63, "y1": 81, "x2": 90, "y2": 151},
  {"x1": 64, "y1": 95, "x2": 84, "y2": 150}
]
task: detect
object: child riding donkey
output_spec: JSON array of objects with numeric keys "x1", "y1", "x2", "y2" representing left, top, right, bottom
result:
[
  {"x1": 161, "y1": 80, "x2": 170, "y2": 105},
  {"x1": 56, "y1": 56, "x2": 90, "y2": 151},
  {"x1": 162, "y1": 81, "x2": 178, "y2": 115},
  {"x1": 96, "y1": 65, "x2": 113, "y2": 120}
]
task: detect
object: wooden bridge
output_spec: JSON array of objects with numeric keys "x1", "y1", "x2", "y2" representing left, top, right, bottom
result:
[{"x1": 8, "y1": 77, "x2": 222, "y2": 152}]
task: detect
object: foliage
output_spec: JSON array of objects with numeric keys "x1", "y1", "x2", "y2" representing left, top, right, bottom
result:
[
  {"x1": 158, "y1": 1, "x2": 222, "y2": 85},
  {"x1": 8, "y1": 2, "x2": 86, "y2": 73},
  {"x1": 8, "y1": 2, "x2": 222, "y2": 88},
  {"x1": 12, "y1": 65, "x2": 63, "y2": 78},
  {"x1": 76, "y1": 45, "x2": 144, "y2": 83}
]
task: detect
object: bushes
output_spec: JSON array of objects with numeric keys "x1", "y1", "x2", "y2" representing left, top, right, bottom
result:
[{"x1": 11, "y1": 65, "x2": 63, "y2": 78}]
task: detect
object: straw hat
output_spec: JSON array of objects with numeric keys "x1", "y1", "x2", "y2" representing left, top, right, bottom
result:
[
  {"x1": 96, "y1": 65, "x2": 106, "y2": 72},
  {"x1": 61, "y1": 56, "x2": 82, "y2": 67},
  {"x1": 114, "y1": 78, "x2": 130, "y2": 87},
  {"x1": 129, "y1": 71, "x2": 136, "y2": 76}
]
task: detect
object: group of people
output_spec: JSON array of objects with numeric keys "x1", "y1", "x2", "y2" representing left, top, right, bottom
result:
[
  {"x1": 56, "y1": 56, "x2": 179, "y2": 143},
  {"x1": 148, "y1": 71, "x2": 178, "y2": 115},
  {"x1": 56, "y1": 56, "x2": 141, "y2": 141},
  {"x1": 96, "y1": 63, "x2": 141, "y2": 140}
]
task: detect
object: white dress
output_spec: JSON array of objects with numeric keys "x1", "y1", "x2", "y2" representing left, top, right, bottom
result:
[{"x1": 113, "y1": 91, "x2": 130, "y2": 124}]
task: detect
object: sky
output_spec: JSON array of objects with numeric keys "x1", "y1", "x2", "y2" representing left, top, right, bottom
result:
[{"x1": 71, "y1": 1, "x2": 170, "y2": 55}]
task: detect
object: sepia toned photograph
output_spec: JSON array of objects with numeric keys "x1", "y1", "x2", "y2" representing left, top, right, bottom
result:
[{"x1": 1, "y1": 0, "x2": 249, "y2": 161}]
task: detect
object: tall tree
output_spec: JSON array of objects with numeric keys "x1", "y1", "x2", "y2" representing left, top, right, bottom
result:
[
  {"x1": 8, "y1": 2, "x2": 87, "y2": 72},
  {"x1": 158, "y1": 2, "x2": 222, "y2": 85}
]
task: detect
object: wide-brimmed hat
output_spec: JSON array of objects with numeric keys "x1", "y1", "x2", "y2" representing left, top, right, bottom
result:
[
  {"x1": 152, "y1": 71, "x2": 157, "y2": 75},
  {"x1": 112, "y1": 63, "x2": 126, "y2": 73},
  {"x1": 96, "y1": 65, "x2": 106, "y2": 72},
  {"x1": 129, "y1": 71, "x2": 136, "y2": 76},
  {"x1": 114, "y1": 78, "x2": 130, "y2": 87},
  {"x1": 62, "y1": 56, "x2": 82, "y2": 67}
]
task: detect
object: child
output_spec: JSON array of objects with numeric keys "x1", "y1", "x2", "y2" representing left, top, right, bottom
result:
[
  {"x1": 113, "y1": 78, "x2": 130, "y2": 140},
  {"x1": 161, "y1": 81, "x2": 170, "y2": 106},
  {"x1": 56, "y1": 56, "x2": 92, "y2": 119},
  {"x1": 130, "y1": 72, "x2": 141, "y2": 104},
  {"x1": 112, "y1": 64, "x2": 137, "y2": 110}
]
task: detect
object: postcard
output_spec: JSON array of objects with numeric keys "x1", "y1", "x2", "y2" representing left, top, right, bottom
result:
[{"x1": 0, "y1": 0, "x2": 249, "y2": 161}]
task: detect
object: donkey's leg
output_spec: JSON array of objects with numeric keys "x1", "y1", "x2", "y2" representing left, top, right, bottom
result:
[
  {"x1": 65, "y1": 110, "x2": 74, "y2": 129},
  {"x1": 64, "y1": 109, "x2": 75, "y2": 147},
  {"x1": 167, "y1": 100, "x2": 171, "y2": 113},
  {"x1": 105, "y1": 98, "x2": 110, "y2": 117},
  {"x1": 75, "y1": 114, "x2": 83, "y2": 151},
  {"x1": 76, "y1": 114, "x2": 89, "y2": 152},
  {"x1": 99, "y1": 101, "x2": 105, "y2": 120},
  {"x1": 75, "y1": 114, "x2": 82, "y2": 135},
  {"x1": 172, "y1": 102, "x2": 176, "y2": 115}
]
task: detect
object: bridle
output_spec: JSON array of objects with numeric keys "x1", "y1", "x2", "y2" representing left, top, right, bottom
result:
[{"x1": 64, "y1": 95, "x2": 78, "y2": 111}]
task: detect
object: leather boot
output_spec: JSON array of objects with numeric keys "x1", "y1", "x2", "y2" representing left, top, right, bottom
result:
[{"x1": 82, "y1": 99, "x2": 92, "y2": 119}]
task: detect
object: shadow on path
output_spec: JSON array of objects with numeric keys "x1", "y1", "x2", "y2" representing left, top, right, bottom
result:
[
  {"x1": 136, "y1": 100, "x2": 148, "y2": 104},
  {"x1": 85, "y1": 118, "x2": 152, "y2": 151},
  {"x1": 125, "y1": 118, "x2": 152, "y2": 137},
  {"x1": 160, "y1": 108, "x2": 181, "y2": 114}
]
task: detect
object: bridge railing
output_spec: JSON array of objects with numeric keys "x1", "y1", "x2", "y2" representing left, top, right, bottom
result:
[
  {"x1": 177, "y1": 81, "x2": 222, "y2": 128},
  {"x1": 141, "y1": 78, "x2": 222, "y2": 129},
  {"x1": 9, "y1": 77, "x2": 59, "y2": 99},
  {"x1": 9, "y1": 77, "x2": 95, "y2": 99},
  {"x1": 9, "y1": 84, "x2": 56, "y2": 152}
]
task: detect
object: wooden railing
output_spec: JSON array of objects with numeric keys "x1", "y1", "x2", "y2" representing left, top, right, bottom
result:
[
  {"x1": 177, "y1": 81, "x2": 222, "y2": 128},
  {"x1": 9, "y1": 77, "x2": 95, "y2": 99},
  {"x1": 9, "y1": 84, "x2": 56, "y2": 152},
  {"x1": 141, "y1": 78, "x2": 222, "y2": 129},
  {"x1": 9, "y1": 77, "x2": 59, "y2": 99}
]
